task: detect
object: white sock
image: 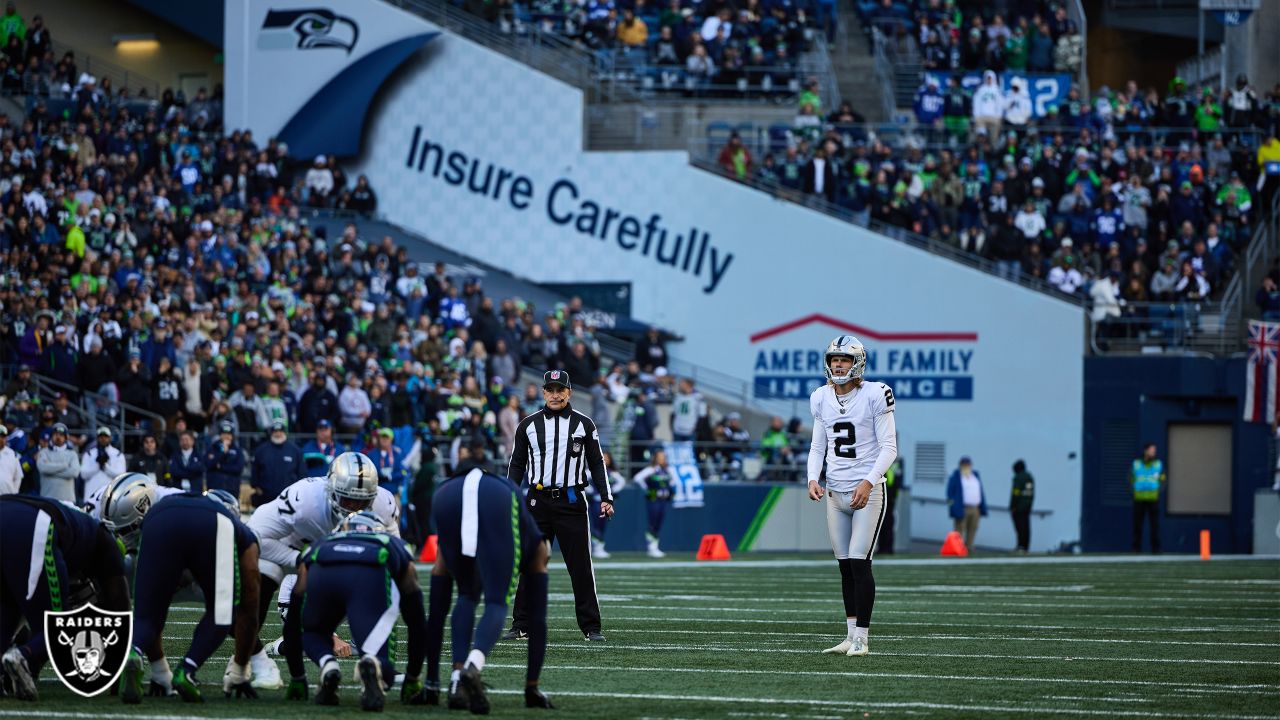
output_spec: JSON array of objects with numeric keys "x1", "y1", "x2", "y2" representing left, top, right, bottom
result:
[
  {"x1": 450, "y1": 669, "x2": 461, "y2": 682},
  {"x1": 466, "y1": 649, "x2": 486, "y2": 672},
  {"x1": 846, "y1": 618, "x2": 857, "y2": 640},
  {"x1": 855, "y1": 626, "x2": 869, "y2": 642},
  {"x1": 251, "y1": 648, "x2": 268, "y2": 662},
  {"x1": 150, "y1": 658, "x2": 172, "y2": 685}
]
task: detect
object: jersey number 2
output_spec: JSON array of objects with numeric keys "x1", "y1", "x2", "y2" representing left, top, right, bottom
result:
[{"x1": 833, "y1": 422, "x2": 857, "y2": 459}]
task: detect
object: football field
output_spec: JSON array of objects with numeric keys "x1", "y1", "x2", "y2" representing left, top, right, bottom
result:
[{"x1": 10, "y1": 553, "x2": 1279, "y2": 719}]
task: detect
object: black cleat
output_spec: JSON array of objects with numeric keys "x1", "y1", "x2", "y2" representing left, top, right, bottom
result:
[
  {"x1": 357, "y1": 655, "x2": 385, "y2": 712},
  {"x1": 315, "y1": 662, "x2": 341, "y2": 706},
  {"x1": 421, "y1": 682, "x2": 440, "y2": 706},
  {"x1": 459, "y1": 666, "x2": 490, "y2": 715},
  {"x1": 584, "y1": 631, "x2": 606, "y2": 642},
  {"x1": 525, "y1": 686, "x2": 556, "y2": 709},
  {"x1": 447, "y1": 677, "x2": 470, "y2": 710},
  {"x1": 501, "y1": 627, "x2": 528, "y2": 641}
]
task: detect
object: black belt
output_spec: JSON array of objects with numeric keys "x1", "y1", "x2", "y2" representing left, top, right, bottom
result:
[{"x1": 531, "y1": 485, "x2": 584, "y2": 499}]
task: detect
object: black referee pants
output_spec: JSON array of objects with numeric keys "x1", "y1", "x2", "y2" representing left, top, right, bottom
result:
[{"x1": 511, "y1": 488, "x2": 601, "y2": 635}]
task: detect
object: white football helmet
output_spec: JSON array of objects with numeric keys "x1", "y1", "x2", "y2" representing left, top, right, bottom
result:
[
  {"x1": 335, "y1": 510, "x2": 388, "y2": 535},
  {"x1": 327, "y1": 452, "x2": 379, "y2": 521},
  {"x1": 824, "y1": 335, "x2": 867, "y2": 385},
  {"x1": 101, "y1": 472, "x2": 157, "y2": 551}
]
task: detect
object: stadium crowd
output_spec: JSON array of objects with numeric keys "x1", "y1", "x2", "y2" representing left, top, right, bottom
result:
[
  {"x1": 0, "y1": 16, "x2": 811, "y2": 516},
  {"x1": 454, "y1": 0, "x2": 825, "y2": 95},
  {"x1": 719, "y1": 73, "x2": 1280, "y2": 306},
  {"x1": 859, "y1": 0, "x2": 1084, "y2": 76}
]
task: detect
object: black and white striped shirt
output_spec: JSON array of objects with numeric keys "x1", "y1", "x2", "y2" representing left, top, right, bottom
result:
[{"x1": 507, "y1": 403, "x2": 612, "y2": 501}]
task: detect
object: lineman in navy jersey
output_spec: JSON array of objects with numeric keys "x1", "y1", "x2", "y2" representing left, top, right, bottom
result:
[
  {"x1": 807, "y1": 336, "x2": 898, "y2": 657},
  {"x1": 119, "y1": 491, "x2": 261, "y2": 704}
]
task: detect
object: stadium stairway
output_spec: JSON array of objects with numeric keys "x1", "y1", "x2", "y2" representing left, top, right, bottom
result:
[{"x1": 829, "y1": 3, "x2": 891, "y2": 122}]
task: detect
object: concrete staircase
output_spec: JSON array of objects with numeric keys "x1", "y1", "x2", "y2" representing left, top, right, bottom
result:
[{"x1": 829, "y1": 4, "x2": 890, "y2": 122}]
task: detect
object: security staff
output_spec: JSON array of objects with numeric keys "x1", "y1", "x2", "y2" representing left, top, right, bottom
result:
[
  {"x1": 503, "y1": 370, "x2": 614, "y2": 642},
  {"x1": 1131, "y1": 443, "x2": 1165, "y2": 553}
]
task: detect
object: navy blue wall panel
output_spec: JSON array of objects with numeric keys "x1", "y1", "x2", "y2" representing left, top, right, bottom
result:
[
  {"x1": 591, "y1": 485, "x2": 773, "y2": 553},
  {"x1": 1082, "y1": 356, "x2": 1271, "y2": 553}
]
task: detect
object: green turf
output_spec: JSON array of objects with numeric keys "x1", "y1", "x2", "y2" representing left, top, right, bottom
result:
[{"x1": 7, "y1": 554, "x2": 1279, "y2": 719}]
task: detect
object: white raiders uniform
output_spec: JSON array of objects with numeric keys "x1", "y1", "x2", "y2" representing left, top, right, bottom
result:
[
  {"x1": 83, "y1": 484, "x2": 185, "y2": 521},
  {"x1": 249, "y1": 476, "x2": 400, "y2": 584},
  {"x1": 807, "y1": 381, "x2": 898, "y2": 560}
]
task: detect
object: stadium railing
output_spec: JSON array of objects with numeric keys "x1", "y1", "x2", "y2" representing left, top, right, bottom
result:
[
  {"x1": 0, "y1": 365, "x2": 168, "y2": 444},
  {"x1": 49, "y1": 38, "x2": 162, "y2": 100},
  {"x1": 912, "y1": 494, "x2": 1054, "y2": 520},
  {"x1": 387, "y1": 0, "x2": 605, "y2": 98}
]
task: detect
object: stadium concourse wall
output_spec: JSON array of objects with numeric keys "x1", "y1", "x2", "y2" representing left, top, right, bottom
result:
[
  {"x1": 1082, "y1": 357, "x2": 1273, "y2": 554},
  {"x1": 226, "y1": 0, "x2": 1085, "y2": 553}
]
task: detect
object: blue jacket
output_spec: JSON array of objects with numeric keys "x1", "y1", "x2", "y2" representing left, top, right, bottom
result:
[
  {"x1": 301, "y1": 439, "x2": 345, "y2": 473},
  {"x1": 205, "y1": 441, "x2": 246, "y2": 492},
  {"x1": 168, "y1": 448, "x2": 207, "y2": 490},
  {"x1": 251, "y1": 440, "x2": 304, "y2": 505},
  {"x1": 368, "y1": 446, "x2": 408, "y2": 493},
  {"x1": 946, "y1": 468, "x2": 988, "y2": 519}
]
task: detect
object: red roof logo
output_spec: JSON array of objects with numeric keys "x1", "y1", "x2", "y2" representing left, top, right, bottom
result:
[{"x1": 750, "y1": 314, "x2": 977, "y2": 344}]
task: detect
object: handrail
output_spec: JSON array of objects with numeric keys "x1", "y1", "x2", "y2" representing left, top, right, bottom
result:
[
  {"x1": 688, "y1": 156, "x2": 1086, "y2": 305},
  {"x1": 388, "y1": 0, "x2": 605, "y2": 98},
  {"x1": 50, "y1": 39, "x2": 161, "y2": 100},
  {"x1": 1, "y1": 365, "x2": 168, "y2": 440},
  {"x1": 912, "y1": 494, "x2": 1054, "y2": 518},
  {"x1": 1064, "y1": 0, "x2": 1090, "y2": 92},
  {"x1": 870, "y1": 28, "x2": 899, "y2": 120},
  {"x1": 1087, "y1": 300, "x2": 1239, "y2": 356}
]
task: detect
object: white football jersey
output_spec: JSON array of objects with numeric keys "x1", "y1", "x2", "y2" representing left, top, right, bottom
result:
[
  {"x1": 248, "y1": 476, "x2": 400, "y2": 569},
  {"x1": 809, "y1": 381, "x2": 896, "y2": 492}
]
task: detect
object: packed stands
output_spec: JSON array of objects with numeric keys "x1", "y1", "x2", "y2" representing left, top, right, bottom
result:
[{"x1": 707, "y1": 75, "x2": 1280, "y2": 311}]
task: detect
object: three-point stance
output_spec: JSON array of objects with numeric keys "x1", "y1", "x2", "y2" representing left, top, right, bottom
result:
[{"x1": 807, "y1": 336, "x2": 897, "y2": 657}]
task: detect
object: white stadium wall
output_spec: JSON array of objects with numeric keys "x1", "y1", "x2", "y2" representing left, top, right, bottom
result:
[{"x1": 227, "y1": 0, "x2": 1086, "y2": 551}]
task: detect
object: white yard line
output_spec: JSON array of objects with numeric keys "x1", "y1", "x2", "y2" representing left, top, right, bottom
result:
[
  {"x1": 429, "y1": 554, "x2": 1279, "y2": 571},
  {"x1": 473, "y1": 662, "x2": 1277, "y2": 692},
  {"x1": 479, "y1": 689, "x2": 1280, "y2": 719}
]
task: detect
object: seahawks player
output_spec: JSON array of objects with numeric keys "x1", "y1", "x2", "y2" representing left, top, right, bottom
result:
[
  {"x1": 281, "y1": 511, "x2": 429, "y2": 711},
  {"x1": 118, "y1": 489, "x2": 261, "y2": 704},
  {"x1": 807, "y1": 336, "x2": 897, "y2": 657},
  {"x1": 245, "y1": 452, "x2": 400, "y2": 689},
  {"x1": 0, "y1": 494, "x2": 131, "y2": 700}
]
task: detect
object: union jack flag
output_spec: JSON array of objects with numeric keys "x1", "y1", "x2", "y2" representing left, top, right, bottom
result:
[{"x1": 1244, "y1": 320, "x2": 1280, "y2": 424}]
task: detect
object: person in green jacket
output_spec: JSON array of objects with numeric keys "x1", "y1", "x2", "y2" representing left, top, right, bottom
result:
[
  {"x1": 0, "y1": 3, "x2": 25, "y2": 46},
  {"x1": 1132, "y1": 443, "x2": 1165, "y2": 553},
  {"x1": 1009, "y1": 459, "x2": 1034, "y2": 553},
  {"x1": 1195, "y1": 89, "x2": 1222, "y2": 132}
]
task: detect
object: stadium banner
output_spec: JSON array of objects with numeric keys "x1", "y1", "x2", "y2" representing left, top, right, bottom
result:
[
  {"x1": 228, "y1": 0, "x2": 1085, "y2": 551},
  {"x1": 922, "y1": 71, "x2": 1074, "y2": 118}
]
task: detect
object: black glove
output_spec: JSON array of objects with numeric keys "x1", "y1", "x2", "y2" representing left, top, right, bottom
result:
[{"x1": 224, "y1": 681, "x2": 258, "y2": 700}]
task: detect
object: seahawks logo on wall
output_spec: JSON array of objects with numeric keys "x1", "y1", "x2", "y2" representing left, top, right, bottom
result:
[
  {"x1": 258, "y1": 8, "x2": 359, "y2": 54},
  {"x1": 44, "y1": 604, "x2": 133, "y2": 697}
]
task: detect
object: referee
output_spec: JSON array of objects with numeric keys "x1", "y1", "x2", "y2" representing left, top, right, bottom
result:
[{"x1": 503, "y1": 370, "x2": 614, "y2": 642}]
